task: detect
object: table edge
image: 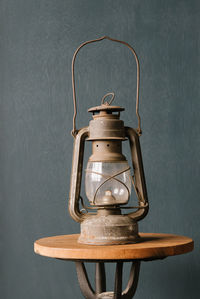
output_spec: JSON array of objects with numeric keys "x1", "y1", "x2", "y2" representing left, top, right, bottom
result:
[{"x1": 34, "y1": 233, "x2": 194, "y2": 261}]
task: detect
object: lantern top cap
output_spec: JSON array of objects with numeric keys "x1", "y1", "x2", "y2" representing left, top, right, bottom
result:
[
  {"x1": 88, "y1": 105, "x2": 124, "y2": 113},
  {"x1": 88, "y1": 92, "x2": 124, "y2": 113}
]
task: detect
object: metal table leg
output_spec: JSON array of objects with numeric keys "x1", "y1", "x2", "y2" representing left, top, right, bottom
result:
[{"x1": 75, "y1": 260, "x2": 141, "y2": 299}]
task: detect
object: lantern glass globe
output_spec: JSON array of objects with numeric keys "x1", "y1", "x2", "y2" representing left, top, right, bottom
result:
[{"x1": 85, "y1": 161, "x2": 131, "y2": 206}]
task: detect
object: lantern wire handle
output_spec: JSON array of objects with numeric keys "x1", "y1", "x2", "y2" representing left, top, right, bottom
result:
[{"x1": 71, "y1": 36, "x2": 142, "y2": 137}]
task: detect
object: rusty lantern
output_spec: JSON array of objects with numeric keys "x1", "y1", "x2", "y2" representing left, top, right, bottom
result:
[{"x1": 68, "y1": 36, "x2": 149, "y2": 245}]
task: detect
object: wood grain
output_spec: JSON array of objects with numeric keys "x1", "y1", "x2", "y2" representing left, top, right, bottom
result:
[{"x1": 34, "y1": 233, "x2": 193, "y2": 261}]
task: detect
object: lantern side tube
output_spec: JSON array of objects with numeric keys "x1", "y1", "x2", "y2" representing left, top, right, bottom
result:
[
  {"x1": 125, "y1": 127, "x2": 149, "y2": 222},
  {"x1": 68, "y1": 126, "x2": 91, "y2": 223}
]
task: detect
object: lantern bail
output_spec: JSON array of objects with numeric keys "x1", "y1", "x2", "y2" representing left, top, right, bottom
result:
[{"x1": 71, "y1": 36, "x2": 142, "y2": 138}]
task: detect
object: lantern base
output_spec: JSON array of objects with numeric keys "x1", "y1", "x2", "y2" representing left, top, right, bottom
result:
[{"x1": 78, "y1": 213, "x2": 139, "y2": 245}]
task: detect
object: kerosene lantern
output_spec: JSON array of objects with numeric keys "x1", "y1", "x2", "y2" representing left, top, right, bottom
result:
[{"x1": 69, "y1": 36, "x2": 149, "y2": 245}]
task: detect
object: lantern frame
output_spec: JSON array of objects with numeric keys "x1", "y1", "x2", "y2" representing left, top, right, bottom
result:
[{"x1": 68, "y1": 36, "x2": 149, "y2": 245}]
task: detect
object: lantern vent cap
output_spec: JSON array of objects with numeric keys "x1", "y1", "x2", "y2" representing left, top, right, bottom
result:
[{"x1": 88, "y1": 92, "x2": 125, "y2": 113}]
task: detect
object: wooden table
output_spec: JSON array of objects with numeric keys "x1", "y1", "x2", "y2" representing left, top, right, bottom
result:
[{"x1": 34, "y1": 233, "x2": 193, "y2": 299}]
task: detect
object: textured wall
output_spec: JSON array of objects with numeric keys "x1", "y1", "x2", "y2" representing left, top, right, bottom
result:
[{"x1": 1, "y1": 0, "x2": 199, "y2": 298}]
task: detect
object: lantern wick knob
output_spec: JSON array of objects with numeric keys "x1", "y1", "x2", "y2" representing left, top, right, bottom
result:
[{"x1": 101, "y1": 92, "x2": 115, "y2": 106}]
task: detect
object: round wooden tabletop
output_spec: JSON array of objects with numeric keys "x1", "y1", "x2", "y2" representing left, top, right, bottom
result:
[{"x1": 34, "y1": 233, "x2": 193, "y2": 261}]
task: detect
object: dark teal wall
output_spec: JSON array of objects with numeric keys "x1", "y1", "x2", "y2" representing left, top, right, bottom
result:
[{"x1": 1, "y1": 1, "x2": 199, "y2": 298}]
